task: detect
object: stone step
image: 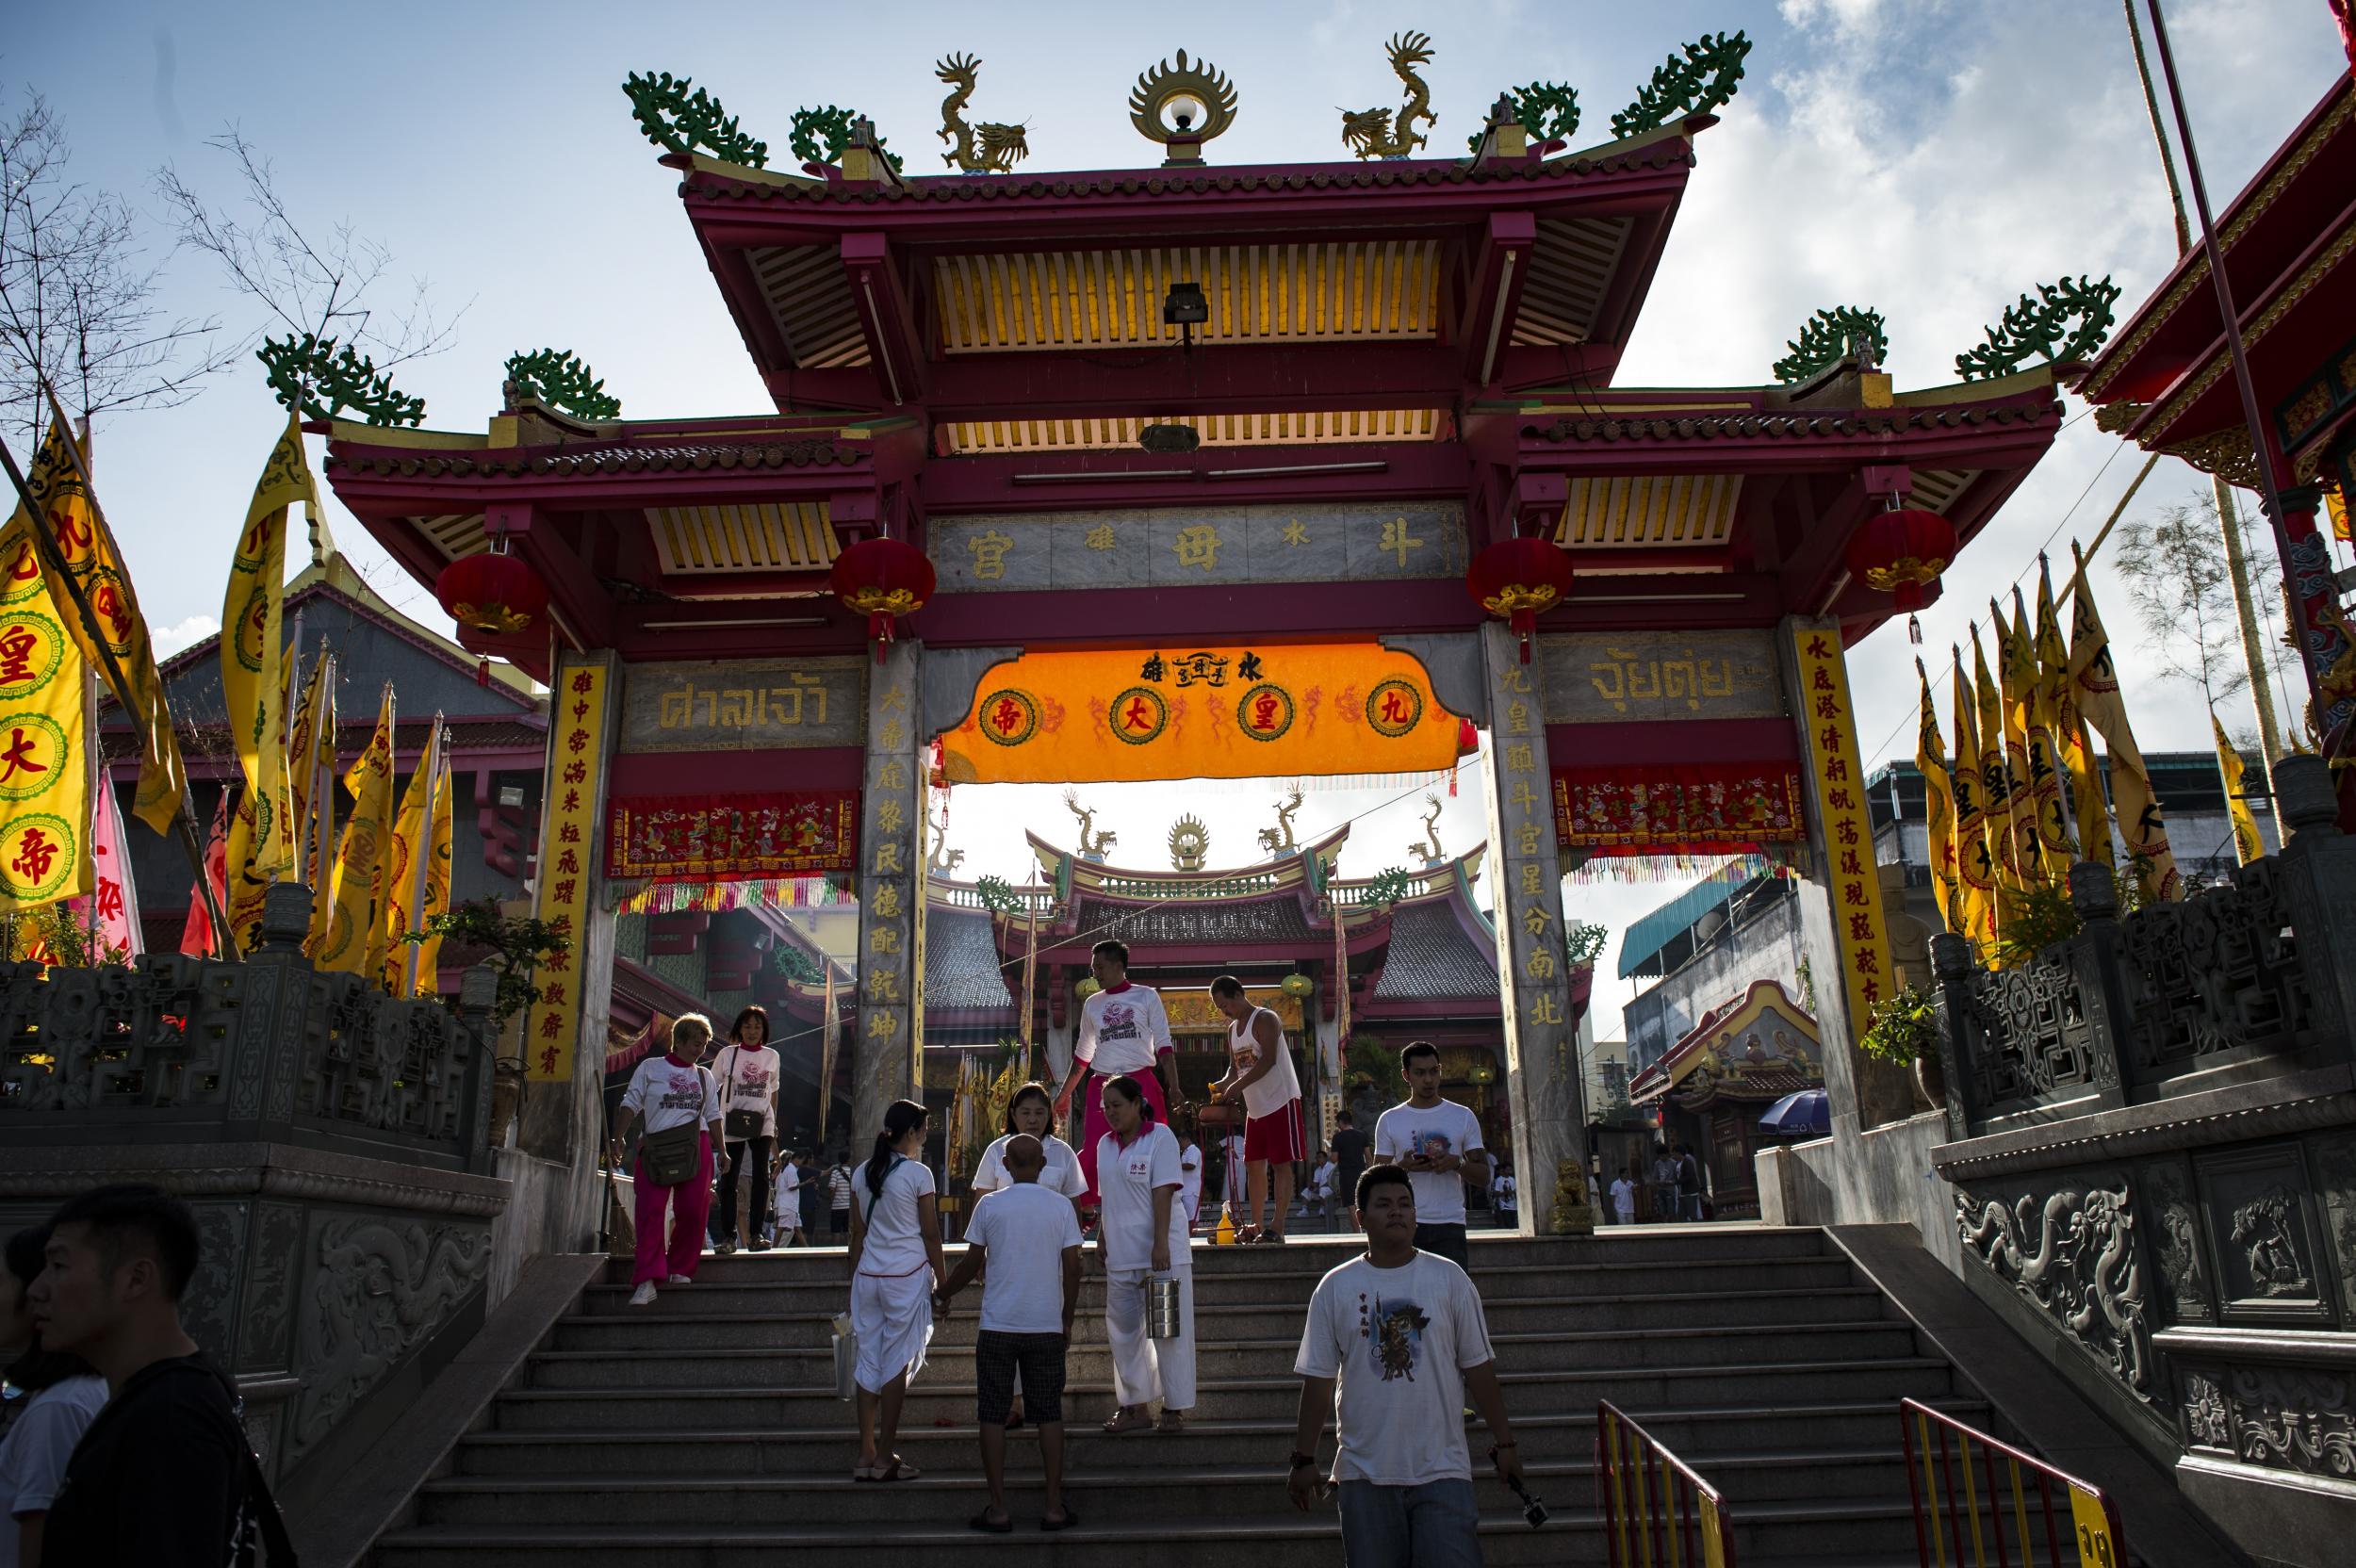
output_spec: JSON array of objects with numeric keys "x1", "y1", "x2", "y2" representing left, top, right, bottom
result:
[
  {"x1": 521, "y1": 1320, "x2": 1925, "y2": 1390},
  {"x1": 417, "y1": 1445, "x2": 1917, "y2": 1528},
  {"x1": 548, "y1": 1285, "x2": 1893, "y2": 1351},
  {"x1": 489, "y1": 1356, "x2": 1961, "y2": 1430},
  {"x1": 455, "y1": 1397, "x2": 1989, "y2": 1478},
  {"x1": 372, "y1": 1494, "x2": 1940, "y2": 1566}
]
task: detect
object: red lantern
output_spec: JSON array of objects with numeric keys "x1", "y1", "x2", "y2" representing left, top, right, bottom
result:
[
  {"x1": 830, "y1": 535, "x2": 935, "y2": 662},
  {"x1": 1845, "y1": 506, "x2": 1958, "y2": 612},
  {"x1": 434, "y1": 547, "x2": 548, "y2": 636},
  {"x1": 1465, "y1": 537, "x2": 1574, "y2": 663}
]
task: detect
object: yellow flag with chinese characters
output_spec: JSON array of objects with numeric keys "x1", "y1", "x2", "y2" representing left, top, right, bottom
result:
[
  {"x1": 221, "y1": 785, "x2": 270, "y2": 953},
  {"x1": 1949, "y1": 651, "x2": 1999, "y2": 952},
  {"x1": 2039, "y1": 558, "x2": 2106, "y2": 866},
  {"x1": 2068, "y1": 552, "x2": 2179, "y2": 903},
  {"x1": 286, "y1": 650, "x2": 340, "y2": 953},
  {"x1": 2213, "y1": 714, "x2": 2263, "y2": 865},
  {"x1": 1971, "y1": 628, "x2": 2026, "y2": 888},
  {"x1": 0, "y1": 427, "x2": 93, "y2": 913},
  {"x1": 1914, "y1": 659, "x2": 1961, "y2": 937},
  {"x1": 220, "y1": 415, "x2": 317, "y2": 875},
  {"x1": 382, "y1": 718, "x2": 450, "y2": 995},
  {"x1": 26, "y1": 392, "x2": 188, "y2": 837},
  {"x1": 320, "y1": 687, "x2": 396, "y2": 975},
  {"x1": 2011, "y1": 586, "x2": 2072, "y2": 871}
]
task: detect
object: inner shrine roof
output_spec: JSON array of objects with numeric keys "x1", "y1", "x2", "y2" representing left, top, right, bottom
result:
[{"x1": 1371, "y1": 894, "x2": 1498, "y2": 1001}]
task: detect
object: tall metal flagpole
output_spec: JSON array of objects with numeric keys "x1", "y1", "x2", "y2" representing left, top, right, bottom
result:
[{"x1": 2140, "y1": 0, "x2": 2328, "y2": 709}]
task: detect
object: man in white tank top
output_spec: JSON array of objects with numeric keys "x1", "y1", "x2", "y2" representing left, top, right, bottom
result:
[{"x1": 1207, "y1": 974, "x2": 1304, "y2": 1243}]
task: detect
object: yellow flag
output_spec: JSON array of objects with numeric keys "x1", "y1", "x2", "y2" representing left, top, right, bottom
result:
[
  {"x1": 1915, "y1": 659, "x2": 1961, "y2": 937},
  {"x1": 383, "y1": 718, "x2": 450, "y2": 996},
  {"x1": 320, "y1": 687, "x2": 396, "y2": 975},
  {"x1": 2039, "y1": 558, "x2": 2108, "y2": 866},
  {"x1": 25, "y1": 392, "x2": 189, "y2": 837},
  {"x1": 2011, "y1": 586, "x2": 2072, "y2": 871},
  {"x1": 287, "y1": 652, "x2": 339, "y2": 954},
  {"x1": 0, "y1": 427, "x2": 94, "y2": 913},
  {"x1": 221, "y1": 415, "x2": 317, "y2": 876},
  {"x1": 1972, "y1": 628, "x2": 2027, "y2": 886},
  {"x1": 2213, "y1": 714, "x2": 2263, "y2": 865},
  {"x1": 222, "y1": 786, "x2": 270, "y2": 953},
  {"x1": 2068, "y1": 553, "x2": 2180, "y2": 903},
  {"x1": 1950, "y1": 651, "x2": 1999, "y2": 951}
]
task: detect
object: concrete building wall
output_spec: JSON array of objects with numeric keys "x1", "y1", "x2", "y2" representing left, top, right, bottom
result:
[{"x1": 1623, "y1": 887, "x2": 1807, "y2": 1077}]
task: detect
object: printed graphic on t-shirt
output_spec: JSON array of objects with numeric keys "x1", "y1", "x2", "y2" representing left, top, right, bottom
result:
[
  {"x1": 655, "y1": 1072, "x2": 705, "y2": 1113},
  {"x1": 1360, "y1": 1291, "x2": 1431, "y2": 1382},
  {"x1": 1098, "y1": 1002, "x2": 1141, "y2": 1046},
  {"x1": 735, "y1": 1065, "x2": 772, "y2": 1094},
  {"x1": 1409, "y1": 1129, "x2": 1455, "y2": 1160}
]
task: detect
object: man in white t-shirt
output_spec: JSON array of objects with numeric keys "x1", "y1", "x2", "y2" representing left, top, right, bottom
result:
[
  {"x1": 1209, "y1": 974, "x2": 1305, "y2": 1242},
  {"x1": 1372, "y1": 1041, "x2": 1488, "y2": 1272},
  {"x1": 1288, "y1": 1163, "x2": 1523, "y2": 1564},
  {"x1": 939, "y1": 1136, "x2": 1082, "y2": 1533},
  {"x1": 1052, "y1": 940, "x2": 1184, "y2": 1204},
  {"x1": 1610, "y1": 1166, "x2": 1639, "y2": 1227},
  {"x1": 773, "y1": 1152, "x2": 804, "y2": 1247}
]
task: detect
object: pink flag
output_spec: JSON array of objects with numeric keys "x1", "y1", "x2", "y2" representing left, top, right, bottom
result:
[
  {"x1": 86, "y1": 776, "x2": 142, "y2": 957},
  {"x1": 181, "y1": 790, "x2": 231, "y2": 957}
]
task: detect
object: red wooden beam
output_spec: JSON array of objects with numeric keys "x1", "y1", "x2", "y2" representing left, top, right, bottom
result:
[
  {"x1": 1458, "y1": 211, "x2": 1538, "y2": 389},
  {"x1": 913, "y1": 439, "x2": 1469, "y2": 512},
  {"x1": 842, "y1": 231, "x2": 928, "y2": 409},
  {"x1": 488, "y1": 501, "x2": 616, "y2": 651}
]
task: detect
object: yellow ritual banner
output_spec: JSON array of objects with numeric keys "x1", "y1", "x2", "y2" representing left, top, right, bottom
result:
[
  {"x1": 1913, "y1": 661, "x2": 1960, "y2": 937},
  {"x1": 383, "y1": 721, "x2": 451, "y2": 995},
  {"x1": 2068, "y1": 552, "x2": 2179, "y2": 903},
  {"x1": 0, "y1": 441, "x2": 93, "y2": 913},
  {"x1": 220, "y1": 414, "x2": 318, "y2": 875},
  {"x1": 222, "y1": 786, "x2": 270, "y2": 954},
  {"x1": 25, "y1": 393, "x2": 188, "y2": 837},
  {"x1": 320, "y1": 688, "x2": 397, "y2": 974},
  {"x1": 529, "y1": 657, "x2": 607, "y2": 1082},
  {"x1": 2213, "y1": 714, "x2": 2262, "y2": 866},
  {"x1": 1949, "y1": 652, "x2": 2000, "y2": 951},
  {"x1": 1972, "y1": 629, "x2": 2027, "y2": 888},
  {"x1": 941, "y1": 643, "x2": 1466, "y2": 785},
  {"x1": 2038, "y1": 559, "x2": 2107, "y2": 867},
  {"x1": 1789, "y1": 625, "x2": 1895, "y2": 1030},
  {"x1": 1161, "y1": 986, "x2": 1303, "y2": 1034}
]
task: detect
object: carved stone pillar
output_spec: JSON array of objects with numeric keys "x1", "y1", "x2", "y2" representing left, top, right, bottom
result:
[
  {"x1": 854, "y1": 640, "x2": 925, "y2": 1144},
  {"x1": 1476, "y1": 622, "x2": 1592, "y2": 1234}
]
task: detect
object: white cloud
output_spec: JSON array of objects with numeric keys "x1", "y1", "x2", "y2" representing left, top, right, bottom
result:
[{"x1": 151, "y1": 614, "x2": 220, "y2": 660}]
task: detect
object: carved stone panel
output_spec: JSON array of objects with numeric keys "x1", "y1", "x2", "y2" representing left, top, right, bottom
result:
[
  {"x1": 241, "y1": 1200, "x2": 306, "y2": 1373},
  {"x1": 180, "y1": 1200, "x2": 248, "y2": 1367},
  {"x1": 1964, "y1": 957, "x2": 2098, "y2": 1110},
  {"x1": 2119, "y1": 856, "x2": 2312, "y2": 1074},
  {"x1": 2139, "y1": 1156, "x2": 2214, "y2": 1327},
  {"x1": 2195, "y1": 1143, "x2": 2333, "y2": 1327},
  {"x1": 287, "y1": 1212, "x2": 492, "y2": 1464},
  {"x1": 2313, "y1": 1131, "x2": 2356, "y2": 1322},
  {"x1": 1954, "y1": 1171, "x2": 2157, "y2": 1407},
  {"x1": 2223, "y1": 1364, "x2": 2356, "y2": 1480},
  {"x1": 2180, "y1": 1368, "x2": 2233, "y2": 1454}
]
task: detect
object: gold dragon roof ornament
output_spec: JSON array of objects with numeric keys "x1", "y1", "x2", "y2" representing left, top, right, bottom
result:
[
  {"x1": 936, "y1": 53, "x2": 1030, "y2": 174},
  {"x1": 1341, "y1": 31, "x2": 1437, "y2": 159},
  {"x1": 1129, "y1": 50, "x2": 1238, "y2": 167}
]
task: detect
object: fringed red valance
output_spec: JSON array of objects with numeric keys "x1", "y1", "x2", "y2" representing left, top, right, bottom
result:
[
  {"x1": 1552, "y1": 761, "x2": 1806, "y2": 856},
  {"x1": 606, "y1": 791, "x2": 859, "y2": 882}
]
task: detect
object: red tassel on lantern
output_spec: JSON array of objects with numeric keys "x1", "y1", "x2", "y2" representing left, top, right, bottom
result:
[
  {"x1": 1465, "y1": 537, "x2": 1575, "y2": 663},
  {"x1": 1844, "y1": 506, "x2": 1958, "y2": 613},
  {"x1": 829, "y1": 536, "x2": 936, "y2": 663}
]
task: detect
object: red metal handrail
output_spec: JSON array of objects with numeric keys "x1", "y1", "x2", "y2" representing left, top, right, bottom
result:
[
  {"x1": 1596, "y1": 1400, "x2": 1738, "y2": 1567},
  {"x1": 1900, "y1": 1398, "x2": 2127, "y2": 1568}
]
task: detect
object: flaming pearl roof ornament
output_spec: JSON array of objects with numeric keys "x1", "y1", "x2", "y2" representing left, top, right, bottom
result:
[{"x1": 1129, "y1": 50, "x2": 1237, "y2": 167}]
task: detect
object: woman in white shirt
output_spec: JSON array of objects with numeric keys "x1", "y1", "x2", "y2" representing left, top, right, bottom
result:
[
  {"x1": 712, "y1": 1006, "x2": 782, "y2": 1254},
  {"x1": 0, "y1": 1223, "x2": 107, "y2": 1568},
  {"x1": 849, "y1": 1098, "x2": 946, "y2": 1482},
  {"x1": 607, "y1": 1015, "x2": 728, "y2": 1306},
  {"x1": 1092, "y1": 1074, "x2": 1194, "y2": 1435}
]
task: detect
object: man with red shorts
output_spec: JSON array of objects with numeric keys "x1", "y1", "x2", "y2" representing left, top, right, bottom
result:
[
  {"x1": 1054, "y1": 940, "x2": 1183, "y2": 1205},
  {"x1": 1209, "y1": 974, "x2": 1304, "y2": 1243}
]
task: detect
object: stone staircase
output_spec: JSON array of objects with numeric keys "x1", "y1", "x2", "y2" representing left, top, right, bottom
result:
[{"x1": 366, "y1": 1227, "x2": 1997, "y2": 1565}]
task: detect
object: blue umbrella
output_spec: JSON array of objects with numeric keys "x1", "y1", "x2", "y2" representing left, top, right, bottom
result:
[{"x1": 1758, "y1": 1089, "x2": 1829, "y2": 1136}]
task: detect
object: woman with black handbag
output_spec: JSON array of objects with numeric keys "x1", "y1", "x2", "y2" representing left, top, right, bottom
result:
[
  {"x1": 713, "y1": 1006, "x2": 783, "y2": 1254},
  {"x1": 609, "y1": 1014, "x2": 729, "y2": 1306}
]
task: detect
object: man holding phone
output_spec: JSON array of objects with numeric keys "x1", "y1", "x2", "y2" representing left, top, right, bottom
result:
[{"x1": 1372, "y1": 1041, "x2": 1488, "y2": 1271}]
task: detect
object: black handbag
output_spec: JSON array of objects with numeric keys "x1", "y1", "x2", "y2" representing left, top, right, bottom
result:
[{"x1": 718, "y1": 1047, "x2": 765, "y2": 1142}]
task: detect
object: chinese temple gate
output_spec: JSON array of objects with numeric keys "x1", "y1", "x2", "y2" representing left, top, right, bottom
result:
[{"x1": 321, "y1": 55, "x2": 2070, "y2": 1230}]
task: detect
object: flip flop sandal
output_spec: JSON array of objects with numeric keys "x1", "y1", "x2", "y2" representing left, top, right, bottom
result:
[
  {"x1": 1041, "y1": 1510, "x2": 1082, "y2": 1532},
  {"x1": 968, "y1": 1510, "x2": 1015, "y2": 1534},
  {"x1": 876, "y1": 1457, "x2": 923, "y2": 1482},
  {"x1": 1102, "y1": 1411, "x2": 1153, "y2": 1435},
  {"x1": 1155, "y1": 1412, "x2": 1186, "y2": 1433},
  {"x1": 852, "y1": 1463, "x2": 879, "y2": 1482}
]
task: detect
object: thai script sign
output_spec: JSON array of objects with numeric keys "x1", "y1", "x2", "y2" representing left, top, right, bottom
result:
[
  {"x1": 618, "y1": 657, "x2": 866, "y2": 752},
  {"x1": 1539, "y1": 630, "x2": 1783, "y2": 723}
]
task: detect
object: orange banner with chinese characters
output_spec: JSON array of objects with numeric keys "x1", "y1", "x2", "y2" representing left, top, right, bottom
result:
[
  {"x1": 528, "y1": 658, "x2": 608, "y2": 1083},
  {"x1": 1789, "y1": 625, "x2": 1895, "y2": 1033},
  {"x1": 940, "y1": 644, "x2": 1466, "y2": 785}
]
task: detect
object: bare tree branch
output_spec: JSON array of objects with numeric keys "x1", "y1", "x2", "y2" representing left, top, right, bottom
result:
[{"x1": 2112, "y1": 491, "x2": 2298, "y2": 720}]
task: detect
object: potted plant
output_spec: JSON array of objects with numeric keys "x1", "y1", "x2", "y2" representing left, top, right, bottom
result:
[
  {"x1": 407, "y1": 900, "x2": 572, "y2": 1147},
  {"x1": 1859, "y1": 983, "x2": 1944, "y2": 1107}
]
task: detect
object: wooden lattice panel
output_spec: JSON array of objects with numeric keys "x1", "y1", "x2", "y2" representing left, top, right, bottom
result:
[
  {"x1": 748, "y1": 245, "x2": 872, "y2": 368},
  {"x1": 1512, "y1": 216, "x2": 1634, "y2": 346},
  {"x1": 1906, "y1": 468, "x2": 1977, "y2": 515},
  {"x1": 1555, "y1": 474, "x2": 1743, "y2": 550},
  {"x1": 647, "y1": 502, "x2": 840, "y2": 574},
  {"x1": 415, "y1": 513, "x2": 488, "y2": 562}
]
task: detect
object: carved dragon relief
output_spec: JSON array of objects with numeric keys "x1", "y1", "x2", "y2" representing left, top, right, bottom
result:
[
  {"x1": 1409, "y1": 792, "x2": 1444, "y2": 865},
  {"x1": 936, "y1": 54, "x2": 1029, "y2": 173},
  {"x1": 1342, "y1": 32, "x2": 1437, "y2": 159},
  {"x1": 1257, "y1": 788, "x2": 1302, "y2": 857},
  {"x1": 291, "y1": 1217, "x2": 490, "y2": 1458},
  {"x1": 1063, "y1": 789, "x2": 1116, "y2": 861},
  {"x1": 1956, "y1": 1181, "x2": 2154, "y2": 1404}
]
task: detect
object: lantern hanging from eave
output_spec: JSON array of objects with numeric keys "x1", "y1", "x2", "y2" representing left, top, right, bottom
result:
[
  {"x1": 830, "y1": 535, "x2": 936, "y2": 662},
  {"x1": 1466, "y1": 536, "x2": 1574, "y2": 663},
  {"x1": 434, "y1": 541, "x2": 549, "y2": 636},
  {"x1": 1844, "y1": 506, "x2": 1958, "y2": 612}
]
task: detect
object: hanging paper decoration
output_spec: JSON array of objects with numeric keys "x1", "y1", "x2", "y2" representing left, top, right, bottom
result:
[
  {"x1": 1843, "y1": 506, "x2": 1957, "y2": 612},
  {"x1": 941, "y1": 642, "x2": 1465, "y2": 785},
  {"x1": 1465, "y1": 536, "x2": 1574, "y2": 662},
  {"x1": 606, "y1": 790, "x2": 859, "y2": 882},
  {"x1": 830, "y1": 535, "x2": 935, "y2": 661}
]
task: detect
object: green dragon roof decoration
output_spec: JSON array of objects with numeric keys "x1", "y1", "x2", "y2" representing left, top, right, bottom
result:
[
  {"x1": 1468, "y1": 81, "x2": 1579, "y2": 155},
  {"x1": 791, "y1": 105, "x2": 904, "y2": 173},
  {"x1": 1954, "y1": 275, "x2": 2122, "y2": 381},
  {"x1": 1773, "y1": 306, "x2": 1890, "y2": 385},
  {"x1": 1611, "y1": 30, "x2": 1752, "y2": 139},
  {"x1": 503, "y1": 350, "x2": 620, "y2": 421},
  {"x1": 624, "y1": 71, "x2": 768, "y2": 168},
  {"x1": 257, "y1": 333, "x2": 424, "y2": 427}
]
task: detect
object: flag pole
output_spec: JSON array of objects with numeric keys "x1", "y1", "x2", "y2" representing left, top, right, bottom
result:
[{"x1": 0, "y1": 437, "x2": 235, "y2": 956}]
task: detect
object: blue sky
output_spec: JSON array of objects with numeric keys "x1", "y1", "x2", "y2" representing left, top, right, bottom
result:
[{"x1": 8, "y1": 0, "x2": 2349, "y2": 1035}]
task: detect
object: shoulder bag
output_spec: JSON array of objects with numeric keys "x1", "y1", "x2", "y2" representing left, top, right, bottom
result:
[
  {"x1": 639, "y1": 1065, "x2": 714, "y2": 1186},
  {"x1": 718, "y1": 1045, "x2": 766, "y2": 1142}
]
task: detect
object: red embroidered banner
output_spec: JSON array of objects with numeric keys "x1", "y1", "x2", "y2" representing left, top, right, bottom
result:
[
  {"x1": 606, "y1": 792, "x2": 859, "y2": 882},
  {"x1": 1551, "y1": 762, "x2": 1805, "y2": 854}
]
